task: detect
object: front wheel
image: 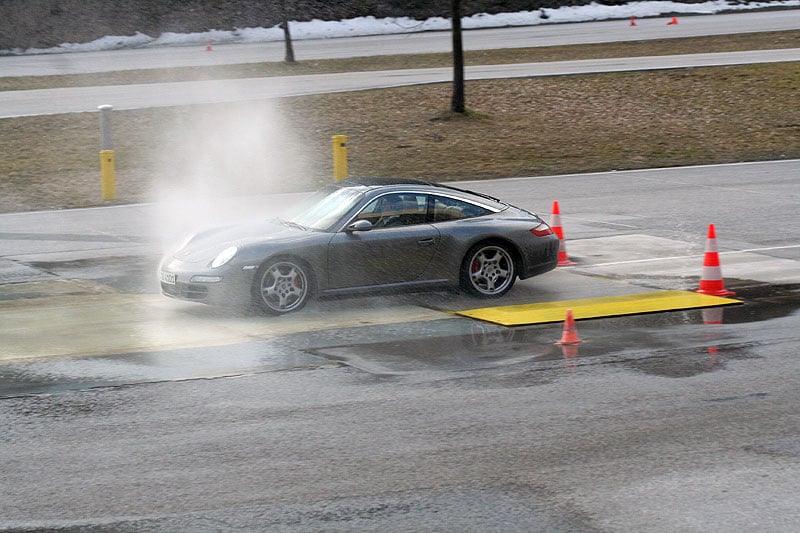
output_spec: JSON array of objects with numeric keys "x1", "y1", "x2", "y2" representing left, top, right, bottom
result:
[
  {"x1": 253, "y1": 259, "x2": 313, "y2": 315},
  {"x1": 460, "y1": 242, "x2": 517, "y2": 297}
]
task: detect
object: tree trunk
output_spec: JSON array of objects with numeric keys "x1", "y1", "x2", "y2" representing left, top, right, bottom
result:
[
  {"x1": 281, "y1": 0, "x2": 295, "y2": 63},
  {"x1": 450, "y1": 0, "x2": 465, "y2": 114}
]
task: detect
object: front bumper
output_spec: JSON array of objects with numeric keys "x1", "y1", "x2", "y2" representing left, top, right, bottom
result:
[
  {"x1": 160, "y1": 278, "x2": 212, "y2": 302},
  {"x1": 159, "y1": 258, "x2": 256, "y2": 306}
]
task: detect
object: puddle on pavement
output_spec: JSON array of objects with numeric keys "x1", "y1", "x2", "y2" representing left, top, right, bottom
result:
[
  {"x1": 310, "y1": 283, "x2": 799, "y2": 378},
  {"x1": 0, "y1": 340, "x2": 329, "y2": 398},
  {"x1": 1, "y1": 283, "x2": 797, "y2": 396},
  {"x1": 28, "y1": 255, "x2": 161, "y2": 294}
]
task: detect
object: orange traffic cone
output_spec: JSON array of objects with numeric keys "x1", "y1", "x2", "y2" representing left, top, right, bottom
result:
[
  {"x1": 667, "y1": 17, "x2": 678, "y2": 25},
  {"x1": 630, "y1": 16, "x2": 637, "y2": 26},
  {"x1": 556, "y1": 309, "x2": 582, "y2": 345},
  {"x1": 696, "y1": 224, "x2": 735, "y2": 297},
  {"x1": 205, "y1": 39, "x2": 213, "y2": 52},
  {"x1": 551, "y1": 200, "x2": 576, "y2": 266}
]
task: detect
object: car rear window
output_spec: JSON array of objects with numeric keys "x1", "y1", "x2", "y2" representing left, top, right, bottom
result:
[{"x1": 431, "y1": 195, "x2": 494, "y2": 222}]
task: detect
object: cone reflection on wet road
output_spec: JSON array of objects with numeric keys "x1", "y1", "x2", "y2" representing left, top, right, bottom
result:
[
  {"x1": 561, "y1": 342, "x2": 580, "y2": 371},
  {"x1": 702, "y1": 306, "x2": 725, "y2": 369}
]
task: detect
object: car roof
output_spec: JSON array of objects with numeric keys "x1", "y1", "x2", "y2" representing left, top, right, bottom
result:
[
  {"x1": 333, "y1": 177, "x2": 505, "y2": 205},
  {"x1": 335, "y1": 177, "x2": 433, "y2": 188}
]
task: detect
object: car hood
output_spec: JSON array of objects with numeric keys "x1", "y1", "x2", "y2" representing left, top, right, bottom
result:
[{"x1": 173, "y1": 219, "x2": 306, "y2": 263}]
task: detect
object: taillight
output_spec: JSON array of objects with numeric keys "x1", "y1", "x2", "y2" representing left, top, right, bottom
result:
[{"x1": 530, "y1": 223, "x2": 554, "y2": 237}]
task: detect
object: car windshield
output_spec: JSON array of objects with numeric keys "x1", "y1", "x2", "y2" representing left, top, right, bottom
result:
[{"x1": 283, "y1": 186, "x2": 365, "y2": 231}]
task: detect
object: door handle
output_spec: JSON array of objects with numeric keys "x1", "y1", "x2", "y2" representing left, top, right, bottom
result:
[{"x1": 417, "y1": 237, "x2": 436, "y2": 246}]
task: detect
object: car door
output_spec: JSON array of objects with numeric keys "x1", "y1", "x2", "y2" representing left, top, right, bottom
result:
[{"x1": 326, "y1": 193, "x2": 441, "y2": 290}]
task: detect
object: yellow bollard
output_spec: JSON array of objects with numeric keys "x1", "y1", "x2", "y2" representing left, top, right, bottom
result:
[
  {"x1": 100, "y1": 149, "x2": 116, "y2": 200},
  {"x1": 98, "y1": 104, "x2": 116, "y2": 200},
  {"x1": 332, "y1": 134, "x2": 348, "y2": 181}
]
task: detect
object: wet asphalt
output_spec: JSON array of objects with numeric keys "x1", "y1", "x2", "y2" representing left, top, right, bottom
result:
[
  {"x1": 2, "y1": 160, "x2": 799, "y2": 398},
  {"x1": 2, "y1": 164, "x2": 799, "y2": 530},
  {"x1": 1, "y1": 268, "x2": 796, "y2": 397},
  {"x1": 2, "y1": 297, "x2": 799, "y2": 531}
]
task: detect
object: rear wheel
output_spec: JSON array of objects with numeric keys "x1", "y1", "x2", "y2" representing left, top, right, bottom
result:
[
  {"x1": 253, "y1": 258, "x2": 313, "y2": 314},
  {"x1": 460, "y1": 242, "x2": 517, "y2": 297}
]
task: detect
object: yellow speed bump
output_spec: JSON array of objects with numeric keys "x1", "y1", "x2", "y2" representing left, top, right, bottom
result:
[{"x1": 455, "y1": 290, "x2": 741, "y2": 327}]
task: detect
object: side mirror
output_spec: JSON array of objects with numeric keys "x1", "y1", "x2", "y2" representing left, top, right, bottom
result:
[{"x1": 346, "y1": 219, "x2": 373, "y2": 233}]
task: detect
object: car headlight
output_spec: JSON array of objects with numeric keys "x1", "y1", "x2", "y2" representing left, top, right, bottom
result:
[{"x1": 210, "y1": 246, "x2": 238, "y2": 268}]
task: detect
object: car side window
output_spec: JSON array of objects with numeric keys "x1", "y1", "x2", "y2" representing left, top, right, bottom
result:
[
  {"x1": 432, "y1": 195, "x2": 491, "y2": 222},
  {"x1": 355, "y1": 193, "x2": 428, "y2": 228}
]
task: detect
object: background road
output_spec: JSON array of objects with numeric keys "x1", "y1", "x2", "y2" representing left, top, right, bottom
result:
[
  {"x1": 1, "y1": 160, "x2": 798, "y2": 280},
  {"x1": 3, "y1": 48, "x2": 800, "y2": 118},
  {"x1": 2, "y1": 9, "x2": 799, "y2": 76},
  {"x1": 2, "y1": 9, "x2": 800, "y2": 118}
]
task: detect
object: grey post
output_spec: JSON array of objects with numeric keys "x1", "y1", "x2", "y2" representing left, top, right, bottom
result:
[{"x1": 98, "y1": 104, "x2": 113, "y2": 150}]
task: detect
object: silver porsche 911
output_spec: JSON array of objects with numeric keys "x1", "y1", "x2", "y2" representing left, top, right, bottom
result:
[{"x1": 159, "y1": 178, "x2": 559, "y2": 314}]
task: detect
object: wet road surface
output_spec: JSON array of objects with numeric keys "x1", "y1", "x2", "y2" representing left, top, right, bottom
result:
[
  {"x1": 1, "y1": 164, "x2": 799, "y2": 529},
  {"x1": 1, "y1": 291, "x2": 798, "y2": 530},
  {"x1": 1, "y1": 278, "x2": 796, "y2": 397},
  {"x1": 2, "y1": 161, "x2": 799, "y2": 396}
]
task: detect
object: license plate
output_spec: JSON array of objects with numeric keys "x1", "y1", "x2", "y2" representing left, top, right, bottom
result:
[{"x1": 159, "y1": 270, "x2": 176, "y2": 285}]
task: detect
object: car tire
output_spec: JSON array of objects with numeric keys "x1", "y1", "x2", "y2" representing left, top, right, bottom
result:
[
  {"x1": 253, "y1": 258, "x2": 314, "y2": 315},
  {"x1": 460, "y1": 241, "x2": 517, "y2": 297}
]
